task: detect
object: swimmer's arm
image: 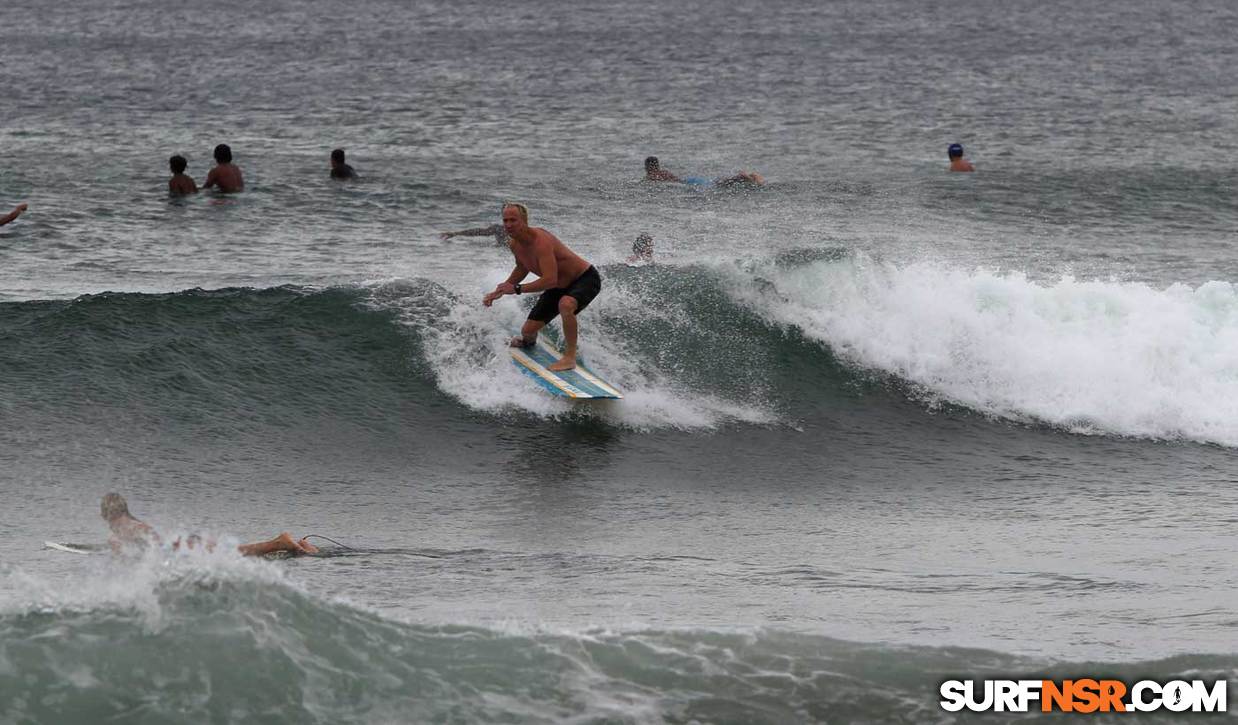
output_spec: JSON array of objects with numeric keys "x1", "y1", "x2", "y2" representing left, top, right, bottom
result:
[
  {"x1": 201, "y1": 168, "x2": 217, "y2": 189},
  {"x1": 442, "y1": 225, "x2": 502, "y2": 240},
  {"x1": 0, "y1": 203, "x2": 27, "y2": 226}
]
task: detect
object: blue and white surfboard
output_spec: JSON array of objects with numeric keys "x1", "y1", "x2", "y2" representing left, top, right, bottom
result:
[{"x1": 509, "y1": 337, "x2": 623, "y2": 400}]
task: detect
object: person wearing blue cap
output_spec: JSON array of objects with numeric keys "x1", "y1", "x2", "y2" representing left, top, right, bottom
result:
[{"x1": 948, "y1": 143, "x2": 975, "y2": 172}]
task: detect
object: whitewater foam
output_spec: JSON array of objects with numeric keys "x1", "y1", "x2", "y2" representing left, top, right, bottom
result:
[
  {"x1": 3, "y1": 552, "x2": 1232, "y2": 725},
  {"x1": 366, "y1": 277, "x2": 778, "y2": 431},
  {"x1": 725, "y1": 252, "x2": 1238, "y2": 446},
  {"x1": 0, "y1": 538, "x2": 292, "y2": 619}
]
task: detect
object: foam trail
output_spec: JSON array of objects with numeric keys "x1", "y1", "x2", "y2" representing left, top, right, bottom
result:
[{"x1": 726, "y1": 253, "x2": 1238, "y2": 446}]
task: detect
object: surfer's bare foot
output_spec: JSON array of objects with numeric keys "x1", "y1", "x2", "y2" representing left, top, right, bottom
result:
[
  {"x1": 238, "y1": 532, "x2": 317, "y2": 557},
  {"x1": 275, "y1": 532, "x2": 319, "y2": 555},
  {"x1": 548, "y1": 356, "x2": 576, "y2": 372},
  {"x1": 509, "y1": 336, "x2": 534, "y2": 348}
]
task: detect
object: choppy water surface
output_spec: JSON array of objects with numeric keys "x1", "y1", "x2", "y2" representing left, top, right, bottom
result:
[{"x1": 2, "y1": 0, "x2": 1237, "y2": 722}]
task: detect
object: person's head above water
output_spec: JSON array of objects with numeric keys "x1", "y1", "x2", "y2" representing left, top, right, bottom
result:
[
  {"x1": 633, "y1": 233, "x2": 653, "y2": 255},
  {"x1": 101, "y1": 493, "x2": 131, "y2": 523},
  {"x1": 948, "y1": 143, "x2": 964, "y2": 159},
  {"x1": 214, "y1": 144, "x2": 233, "y2": 164},
  {"x1": 169, "y1": 155, "x2": 187, "y2": 174},
  {"x1": 331, "y1": 148, "x2": 346, "y2": 167},
  {"x1": 644, "y1": 156, "x2": 660, "y2": 172}
]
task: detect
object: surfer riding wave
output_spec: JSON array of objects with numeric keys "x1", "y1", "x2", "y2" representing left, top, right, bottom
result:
[{"x1": 482, "y1": 203, "x2": 600, "y2": 372}]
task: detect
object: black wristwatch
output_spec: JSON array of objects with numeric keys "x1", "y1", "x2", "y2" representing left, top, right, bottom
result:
[{"x1": 514, "y1": 283, "x2": 522, "y2": 295}]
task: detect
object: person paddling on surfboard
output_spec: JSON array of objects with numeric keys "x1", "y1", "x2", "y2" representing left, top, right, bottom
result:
[
  {"x1": 644, "y1": 156, "x2": 681, "y2": 182},
  {"x1": 100, "y1": 493, "x2": 319, "y2": 556},
  {"x1": 482, "y1": 202, "x2": 601, "y2": 372},
  {"x1": 644, "y1": 155, "x2": 765, "y2": 188}
]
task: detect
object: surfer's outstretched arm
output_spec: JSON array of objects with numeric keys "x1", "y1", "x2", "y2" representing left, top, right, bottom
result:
[
  {"x1": 441, "y1": 224, "x2": 504, "y2": 240},
  {"x1": 0, "y1": 203, "x2": 28, "y2": 226}
]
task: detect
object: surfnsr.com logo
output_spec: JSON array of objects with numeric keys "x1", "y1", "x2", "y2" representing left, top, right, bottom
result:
[{"x1": 939, "y1": 679, "x2": 1227, "y2": 713}]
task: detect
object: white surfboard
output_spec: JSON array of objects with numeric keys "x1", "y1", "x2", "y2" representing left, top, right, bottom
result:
[
  {"x1": 509, "y1": 337, "x2": 623, "y2": 400},
  {"x1": 44, "y1": 541, "x2": 102, "y2": 555}
]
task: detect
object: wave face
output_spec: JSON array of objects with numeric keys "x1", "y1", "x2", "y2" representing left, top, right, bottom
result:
[
  {"x1": 1, "y1": 558, "x2": 1230, "y2": 725},
  {"x1": 4, "y1": 0, "x2": 1238, "y2": 720},
  {"x1": 0, "y1": 286, "x2": 443, "y2": 447},
  {"x1": 721, "y1": 250, "x2": 1238, "y2": 446},
  {"x1": 3, "y1": 257, "x2": 1238, "y2": 449},
  {"x1": 5, "y1": 252, "x2": 1238, "y2": 447}
]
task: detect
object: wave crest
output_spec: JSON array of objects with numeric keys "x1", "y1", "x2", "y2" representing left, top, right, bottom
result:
[{"x1": 725, "y1": 252, "x2": 1238, "y2": 445}]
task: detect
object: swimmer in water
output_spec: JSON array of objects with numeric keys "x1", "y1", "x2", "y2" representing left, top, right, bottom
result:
[
  {"x1": 330, "y1": 148, "x2": 357, "y2": 180},
  {"x1": 948, "y1": 143, "x2": 975, "y2": 172},
  {"x1": 202, "y1": 143, "x2": 245, "y2": 193},
  {"x1": 168, "y1": 155, "x2": 198, "y2": 195},
  {"x1": 644, "y1": 156, "x2": 764, "y2": 187},
  {"x1": 625, "y1": 233, "x2": 654, "y2": 265},
  {"x1": 644, "y1": 156, "x2": 680, "y2": 182}
]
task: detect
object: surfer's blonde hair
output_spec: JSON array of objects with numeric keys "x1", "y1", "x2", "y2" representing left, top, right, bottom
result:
[
  {"x1": 503, "y1": 202, "x2": 529, "y2": 222},
  {"x1": 101, "y1": 492, "x2": 130, "y2": 521}
]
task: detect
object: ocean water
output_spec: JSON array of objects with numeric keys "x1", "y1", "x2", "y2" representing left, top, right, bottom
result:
[{"x1": 2, "y1": 0, "x2": 1237, "y2": 722}]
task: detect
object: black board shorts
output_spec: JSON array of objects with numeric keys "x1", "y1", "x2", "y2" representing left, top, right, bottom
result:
[{"x1": 528, "y1": 266, "x2": 602, "y2": 323}]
